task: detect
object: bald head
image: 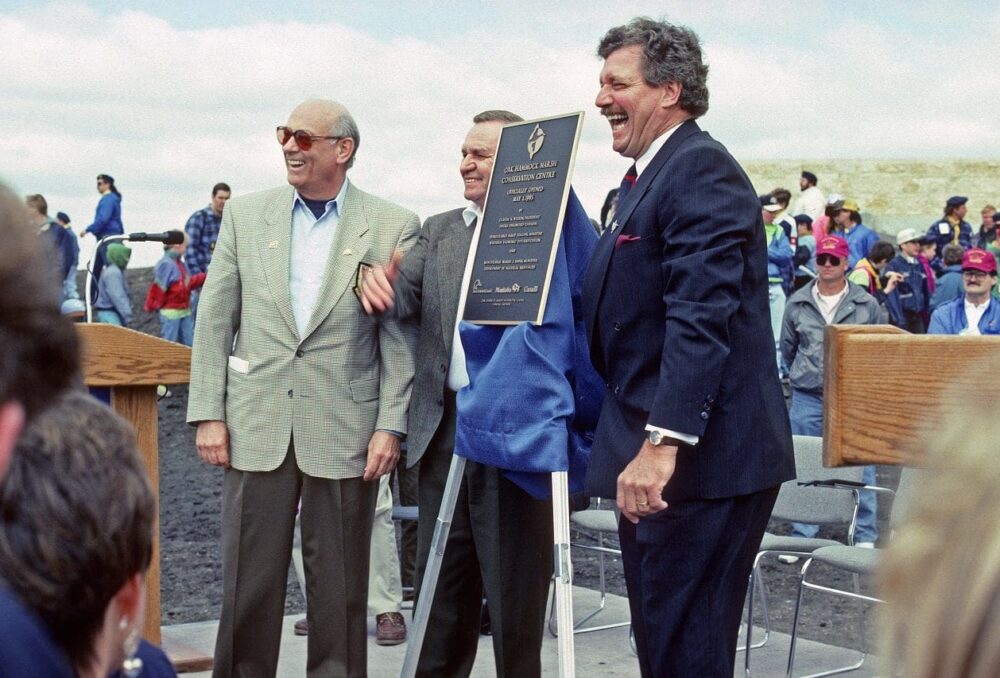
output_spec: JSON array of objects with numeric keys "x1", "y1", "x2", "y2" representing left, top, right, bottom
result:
[
  {"x1": 289, "y1": 99, "x2": 360, "y2": 167},
  {"x1": 281, "y1": 99, "x2": 361, "y2": 198}
]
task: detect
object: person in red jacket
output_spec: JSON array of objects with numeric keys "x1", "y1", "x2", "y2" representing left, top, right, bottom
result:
[{"x1": 144, "y1": 234, "x2": 205, "y2": 346}]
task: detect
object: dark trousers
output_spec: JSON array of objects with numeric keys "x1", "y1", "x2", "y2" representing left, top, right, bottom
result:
[
  {"x1": 214, "y1": 444, "x2": 377, "y2": 678},
  {"x1": 619, "y1": 486, "x2": 779, "y2": 678},
  {"x1": 394, "y1": 446, "x2": 420, "y2": 590},
  {"x1": 413, "y1": 391, "x2": 553, "y2": 678}
]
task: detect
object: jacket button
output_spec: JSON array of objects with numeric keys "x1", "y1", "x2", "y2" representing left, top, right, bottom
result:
[
  {"x1": 436, "y1": 398, "x2": 443, "y2": 406},
  {"x1": 700, "y1": 411, "x2": 709, "y2": 420},
  {"x1": 440, "y1": 364, "x2": 447, "y2": 373},
  {"x1": 296, "y1": 349, "x2": 304, "y2": 358},
  {"x1": 613, "y1": 386, "x2": 620, "y2": 395},
  {"x1": 613, "y1": 322, "x2": 622, "y2": 331},
  {"x1": 288, "y1": 389, "x2": 294, "y2": 398}
]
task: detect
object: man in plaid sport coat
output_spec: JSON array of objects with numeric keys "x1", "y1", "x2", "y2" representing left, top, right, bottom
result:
[{"x1": 187, "y1": 99, "x2": 419, "y2": 677}]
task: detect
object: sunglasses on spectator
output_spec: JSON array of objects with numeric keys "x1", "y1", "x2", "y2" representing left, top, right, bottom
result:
[
  {"x1": 816, "y1": 254, "x2": 842, "y2": 266},
  {"x1": 276, "y1": 126, "x2": 345, "y2": 151}
]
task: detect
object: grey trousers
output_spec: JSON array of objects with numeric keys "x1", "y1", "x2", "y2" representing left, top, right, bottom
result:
[{"x1": 214, "y1": 444, "x2": 377, "y2": 678}]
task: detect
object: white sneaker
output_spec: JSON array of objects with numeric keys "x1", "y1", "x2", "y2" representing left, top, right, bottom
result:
[
  {"x1": 777, "y1": 554, "x2": 800, "y2": 564},
  {"x1": 856, "y1": 542, "x2": 875, "y2": 549}
]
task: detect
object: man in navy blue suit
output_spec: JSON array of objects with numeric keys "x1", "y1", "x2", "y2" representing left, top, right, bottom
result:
[{"x1": 582, "y1": 18, "x2": 795, "y2": 677}]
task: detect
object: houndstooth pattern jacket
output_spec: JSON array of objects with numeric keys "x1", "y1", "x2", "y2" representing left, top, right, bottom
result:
[{"x1": 187, "y1": 183, "x2": 420, "y2": 479}]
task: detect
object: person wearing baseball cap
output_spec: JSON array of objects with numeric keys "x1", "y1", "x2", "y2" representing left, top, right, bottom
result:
[
  {"x1": 761, "y1": 194, "x2": 794, "y2": 376},
  {"x1": 925, "y1": 195, "x2": 973, "y2": 262},
  {"x1": 885, "y1": 228, "x2": 933, "y2": 332},
  {"x1": 779, "y1": 234, "x2": 884, "y2": 555},
  {"x1": 928, "y1": 248, "x2": 1000, "y2": 335},
  {"x1": 830, "y1": 198, "x2": 878, "y2": 268}
]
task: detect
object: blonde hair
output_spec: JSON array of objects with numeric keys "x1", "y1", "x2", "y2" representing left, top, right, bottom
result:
[{"x1": 879, "y1": 376, "x2": 1000, "y2": 677}]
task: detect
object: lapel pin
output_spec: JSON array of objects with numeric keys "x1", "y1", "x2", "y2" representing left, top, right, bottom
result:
[
  {"x1": 267, "y1": 240, "x2": 278, "y2": 249},
  {"x1": 343, "y1": 248, "x2": 353, "y2": 256}
]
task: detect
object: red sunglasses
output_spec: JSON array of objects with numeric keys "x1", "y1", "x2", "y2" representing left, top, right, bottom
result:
[{"x1": 276, "y1": 126, "x2": 344, "y2": 151}]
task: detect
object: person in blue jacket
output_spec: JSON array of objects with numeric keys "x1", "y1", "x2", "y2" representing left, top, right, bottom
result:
[
  {"x1": 886, "y1": 228, "x2": 932, "y2": 332},
  {"x1": 832, "y1": 198, "x2": 879, "y2": 268},
  {"x1": 928, "y1": 248, "x2": 1000, "y2": 335},
  {"x1": 762, "y1": 193, "x2": 794, "y2": 374},
  {"x1": 80, "y1": 174, "x2": 123, "y2": 240}
]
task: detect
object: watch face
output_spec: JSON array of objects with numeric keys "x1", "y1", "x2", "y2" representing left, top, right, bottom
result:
[{"x1": 648, "y1": 430, "x2": 663, "y2": 445}]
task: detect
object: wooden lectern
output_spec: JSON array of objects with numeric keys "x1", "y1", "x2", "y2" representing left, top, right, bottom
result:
[
  {"x1": 77, "y1": 324, "x2": 211, "y2": 672},
  {"x1": 822, "y1": 324, "x2": 1000, "y2": 467}
]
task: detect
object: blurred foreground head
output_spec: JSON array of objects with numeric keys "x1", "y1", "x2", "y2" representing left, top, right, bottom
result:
[
  {"x1": 0, "y1": 184, "x2": 80, "y2": 474},
  {"x1": 879, "y1": 381, "x2": 1000, "y2": 678},
  {"x1": 0, "y1": 391, "x2": 155, "y2": 676}
]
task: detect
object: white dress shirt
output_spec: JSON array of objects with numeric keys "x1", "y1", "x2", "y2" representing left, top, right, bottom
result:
[{"x1": 446, "y1": 203, "x2": 482, "y2": 391}]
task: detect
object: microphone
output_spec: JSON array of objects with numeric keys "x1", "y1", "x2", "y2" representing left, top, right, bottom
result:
[{"x1": 127, "y1": 230, "x2": 184, "y2": 244}]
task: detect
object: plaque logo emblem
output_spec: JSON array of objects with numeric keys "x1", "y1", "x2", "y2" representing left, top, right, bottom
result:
[{"x1": 527, "y1": 124, "x2": 545, "y2": 159}]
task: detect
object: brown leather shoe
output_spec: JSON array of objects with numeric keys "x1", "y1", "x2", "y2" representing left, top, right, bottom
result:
[
  {"x1": 294, "y1": 617, "x2": 308, "y2": 636},
  {"x1": 375, "y1": 612, "x2": 407, "y2": 646}
]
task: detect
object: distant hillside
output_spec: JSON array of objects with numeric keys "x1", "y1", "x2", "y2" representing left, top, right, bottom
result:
[{"x1": 744, "y1": 159, "x2": 1000, "y2": 236}]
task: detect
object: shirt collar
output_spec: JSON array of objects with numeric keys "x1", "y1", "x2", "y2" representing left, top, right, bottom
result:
[
  {"x1": 965, "y1": 296, "x2": 991, "y2": 311},
  {"x1": 293, "y1": 178, "x2": 350, "y2": 218},
  {"x1": 462, "y1": 202, "x2": 482, "y2": 228},
  {"x1": 634, "y1": 120, "x2": 685, "y2": 177}
]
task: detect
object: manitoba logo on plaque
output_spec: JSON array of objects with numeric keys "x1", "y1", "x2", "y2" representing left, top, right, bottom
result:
[{"x1": 462, "y1": 112, "x2": 584, "y2": 325}]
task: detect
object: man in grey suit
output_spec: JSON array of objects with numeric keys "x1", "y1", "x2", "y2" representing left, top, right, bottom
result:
[
  {"x1": 187, "y1": 99, "x2": 419, "y2": 677},
  {"x1": 359, "y1": 111, "x2": 554, "y2": 677}
]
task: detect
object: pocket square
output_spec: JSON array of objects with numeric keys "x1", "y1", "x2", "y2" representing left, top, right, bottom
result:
[{"x1": 615, "y1": 234, "x2": 641, "y2": 249}]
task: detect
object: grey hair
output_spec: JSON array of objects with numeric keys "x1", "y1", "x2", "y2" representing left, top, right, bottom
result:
[
  {"x1": 597, "y1": 17, "x2": 710, "y2": 118},
  {"x1": 472, "y1": 110, "x2": 523, "y2": 125},
  {"x1": 329, "y1": 108, "x2": 361, "y2": 169}
]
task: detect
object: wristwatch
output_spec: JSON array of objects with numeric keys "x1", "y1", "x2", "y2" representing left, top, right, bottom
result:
[{"x1": 646, "y1": 430, "x2": 687, "y2": 447}]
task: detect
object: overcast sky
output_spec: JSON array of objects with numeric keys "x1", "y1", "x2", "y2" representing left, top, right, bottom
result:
[{"x1": 2, "y1": 1, "x2": 998, "y2": 265}]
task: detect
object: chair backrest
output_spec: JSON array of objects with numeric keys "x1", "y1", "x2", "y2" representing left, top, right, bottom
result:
[{"x1": 770, "y1": 435, "x2": 864, "y2": 526}]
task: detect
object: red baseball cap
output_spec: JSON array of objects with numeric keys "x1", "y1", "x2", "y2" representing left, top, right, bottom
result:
[
  {"x1": 815, "y1": 235, "x2": 849, "y2": 260},
  {"x1": 962, "y1": 248, "x2": 998, "y2": 274}
]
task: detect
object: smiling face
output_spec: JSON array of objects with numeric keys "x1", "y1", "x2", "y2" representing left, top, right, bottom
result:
[
  {"x1": 281, "y1": 102, "x2": 352, "y2": 199},
  {"x1": 460, "y1": 121, "x2": 503, "y2": 209},
  {"x1": 595, "y1": 45, "x2": 685, "y2": 160}
]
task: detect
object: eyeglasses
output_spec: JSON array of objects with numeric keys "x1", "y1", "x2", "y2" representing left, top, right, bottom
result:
[
  {"x1": 276, "y1": 126, "x2": 344, "y2": 151},
  {"x1": 962, "y1": 270, "x2": 991, "y2": 279},
  {"x1": 816, "y1": 254, "x2": 842, "y2": 266}
]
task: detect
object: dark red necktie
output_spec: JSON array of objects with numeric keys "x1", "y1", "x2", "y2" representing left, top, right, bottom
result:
[{"x1": 618, "y1": 163, "x2": 638, "y2": 206}]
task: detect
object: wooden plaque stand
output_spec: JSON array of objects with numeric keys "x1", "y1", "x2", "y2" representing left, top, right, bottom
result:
[
  {"x1": 77, "y1": 324, "x2": 211, "y2": 672},
  {"x1": 822, "y1": 324, "x2": 1000, "y2": 467}
]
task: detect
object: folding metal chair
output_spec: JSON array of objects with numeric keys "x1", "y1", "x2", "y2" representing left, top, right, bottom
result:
[
  {"x1": 785, "y1": 467, "x2": 920, "y2": 678},
  {"x1": 743, "y1": 435, "x2": 864, "y2": 676}
]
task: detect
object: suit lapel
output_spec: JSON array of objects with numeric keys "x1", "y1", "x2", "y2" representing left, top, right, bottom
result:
[
  {"x1": 583, "y1": 119, "x2": 702, "y2": 344},
  {"x1": 437, "y1": 214, "x2": 475, "y2": 347},
  {"x1": 611, "y1": 119, "x2": 701, "y2": 231},
  {"x1": 258, "y1": 187, "x2": 299, "y2": 339},
  {"x1": 302, "y1": 182, "x2": 372, "y2": 339}
]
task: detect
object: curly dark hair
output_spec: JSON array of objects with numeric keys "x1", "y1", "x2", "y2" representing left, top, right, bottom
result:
[
  {"x1": 598, "y1": 17, "x2": 710, "y2": 117},
  {"x1": 0, "y1": 185, "x2": 80, "y2": 420},
  {"x1": 0, "y1": 391, "x2": 155, "y2": 671}
]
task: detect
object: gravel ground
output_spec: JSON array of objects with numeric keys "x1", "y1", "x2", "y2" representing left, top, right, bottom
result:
[{"x1": 114, "y1": 268, "x2": 884, "y2": 654}]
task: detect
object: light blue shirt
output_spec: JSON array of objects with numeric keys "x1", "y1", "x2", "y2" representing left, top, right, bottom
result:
[{"x1": 289, "y1": 180, "x2": 349, "y2": 338}]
